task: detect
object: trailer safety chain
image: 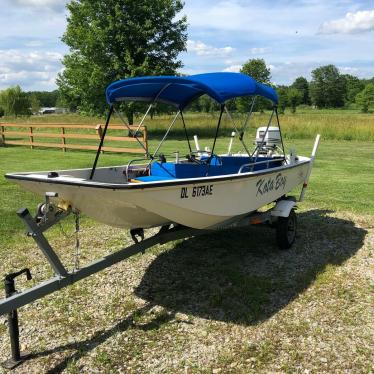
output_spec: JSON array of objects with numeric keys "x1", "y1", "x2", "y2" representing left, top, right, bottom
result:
[
  {"x1": 57, "y1": 211, "x2": 81, "y2": 271},
  {"x1": 58, "y1": 221, "x2": 75, "y2": 239}
]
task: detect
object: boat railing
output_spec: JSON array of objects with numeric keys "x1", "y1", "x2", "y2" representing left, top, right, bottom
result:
[
  {"x1": 238, "y1": 158, "x2": 284, "y2": 174},
  {"x1": 125, "y1": 158, "x2": 149, "y2": 180}
]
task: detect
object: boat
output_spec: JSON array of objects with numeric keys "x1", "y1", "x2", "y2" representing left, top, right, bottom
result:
[
  {"x1": 1, "y1": 73, "x2": 323, "y2": 367},
  {"x1": 5, "y1": 72, "x2": 318, "y2": 231}
]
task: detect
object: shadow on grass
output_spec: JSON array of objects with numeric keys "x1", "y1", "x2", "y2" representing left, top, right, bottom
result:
[
  {"x1": 28, "y1": 209, "x2": 366, "y2": 372},
  {"x1": 135, "y1": 209, "x2": 366, "y2": 324}
]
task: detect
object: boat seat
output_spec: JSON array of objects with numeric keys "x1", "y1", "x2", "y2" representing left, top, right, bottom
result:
[{"x1": 133, "y1": 175, "x2": 176, "y2": 182}]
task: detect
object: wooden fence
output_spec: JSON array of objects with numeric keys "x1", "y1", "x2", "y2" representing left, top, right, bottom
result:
[{"x1": 0, "y1": 123, "x2": 148, "y2": 154}]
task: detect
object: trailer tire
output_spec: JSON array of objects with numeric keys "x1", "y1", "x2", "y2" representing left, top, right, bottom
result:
[{"x1": 276, "y1": 209, "x2": 297, "y2": 250}]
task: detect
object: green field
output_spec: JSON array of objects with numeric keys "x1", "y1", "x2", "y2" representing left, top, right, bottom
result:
[
  {"x1": 3, "y1": 107, "x2": 374, "y2": 141},
  {"x1": 0, "y1": 112, "x2": 373, "y2": 372}
]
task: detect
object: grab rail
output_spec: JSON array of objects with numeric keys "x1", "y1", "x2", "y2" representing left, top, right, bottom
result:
[
  {"x1": 238, "y1": 158, "x2": 284, "y2": 174},
  {"x1": 125, "y1": 158, "x2": 149, "y2": 180}
]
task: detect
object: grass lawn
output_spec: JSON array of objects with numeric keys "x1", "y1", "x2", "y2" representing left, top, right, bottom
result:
[{"x1": 0, "y1": 131, "x2": 373, "y2": 372}]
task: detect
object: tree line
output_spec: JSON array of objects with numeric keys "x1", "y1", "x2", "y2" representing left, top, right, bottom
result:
[
  {"x1": 188, "y1": 60, "x2": 374, "y2": 114},
  {"x1": 0, "y1": 88, "x2": 60, "y2": 117},
  {"x1": 1, "y1": 0, "x2": 374, "y2": 117},
  {"x1": 2, "y1": 59, "x2": 373, "y2": 117}
]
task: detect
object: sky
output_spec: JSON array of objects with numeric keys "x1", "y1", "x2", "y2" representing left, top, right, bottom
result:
[{"x1": 0, "y1": 0, "x2": 373, "y2": 91}]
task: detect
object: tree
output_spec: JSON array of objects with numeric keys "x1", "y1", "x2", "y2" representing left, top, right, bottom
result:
[
  {"x1": 27, "y1": 90, "x2": 60, "y2": 107},
  {"x1": 276, "y1": 86, "x2": 288, "y2": 114},
  {"x1": 57, "y1": 0, "x2": 187, "y2": 121},
  {"x1": 199, "y1": 95, "x2": 213, "y2": 113},
  {"x1": 341, "y1": 74, "x2": 365, "y2": 104},
  {"x1": 287, "y1": 87, "x2": 303, "y2": 113},
  {"x1": 356, "y1": 83, "x2": 374, "y2": 112},
  {"x1": 361, "y1": 77, "x2": 374, "y2": 87},
  {"x1": 309, "y1": 65, "x2": 346, "y2": 108},
  {"x1": 29, "y1": 93, "x2": 41, "y2": 114},
  {"x1": 241, "y1": 58, "x2": 271, "y2": 84},
  {"x1": 291, "y1": 77, "x2": 310, "y2": 105},
  {"x1": 237, "y1": 58, "x2": 272, "y2": 113},
  {"x1": 0, "y1": 86, "x2": 30, "y2": 116},
  {"x1": 275, "y1": 86, "x2": 302, "y2": 114}
]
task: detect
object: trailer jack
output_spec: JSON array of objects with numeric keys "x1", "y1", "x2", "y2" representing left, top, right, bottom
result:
[{"x1": 2, "y1": 269, "x2": 32, "y2": 370}]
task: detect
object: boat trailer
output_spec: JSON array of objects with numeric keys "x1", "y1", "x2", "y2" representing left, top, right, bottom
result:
[{"x1": 0, "y1": 193, "x2": 298, "y2": 369}]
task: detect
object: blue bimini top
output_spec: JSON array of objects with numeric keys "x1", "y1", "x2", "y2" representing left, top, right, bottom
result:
[{"x1": 106, "y1": 72, "x2": 278, "y2": 109}]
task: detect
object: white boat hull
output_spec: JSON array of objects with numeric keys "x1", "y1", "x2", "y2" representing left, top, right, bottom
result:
[{"x1": 6, "y1": 158, "x2": 310, "y2": 229}]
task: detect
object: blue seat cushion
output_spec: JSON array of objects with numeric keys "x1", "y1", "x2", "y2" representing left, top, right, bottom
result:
[{"x1": 134, "y1": 175, "x2": 175, "y2": 182}]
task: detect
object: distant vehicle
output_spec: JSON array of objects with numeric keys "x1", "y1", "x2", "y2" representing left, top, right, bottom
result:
[{"x1": 38, "y1": 107, "x2": 69, "y2": 115}]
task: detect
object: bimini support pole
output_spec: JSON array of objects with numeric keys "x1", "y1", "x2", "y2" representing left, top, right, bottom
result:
[
  {"x1": 132, "y1": 83, "x2": 172, "y2": 135},
  {"x1": 274, "y1": 106, "x2": 287, "y2": 163},
  {"x1": 210, "y1": 104, "x2": 225, "y2": 156},
  {"x1": 251, "y1": 107, "x2": 275, "y2": 161},
  {"x1": 239, "y1": 96, "x2": 256, "y2": 140},
  {"x1": 114, "y1": 108, "x2": 151, "y2": 158},
  {"x1": 224, "y1": 107, "x2": 252, "y2": 156},
  {"x1": 151, "y1": 110, "x2": 181, "y2": 159},
  {"x1": 180, "y1": 111, "x2": 192, "y2": 153},
  {"x1": 299, "y1": 134, "x2": 321, "y2": 202},
  {"x1": 89, "y1": 105, "x2": 114, "y2": 180}
]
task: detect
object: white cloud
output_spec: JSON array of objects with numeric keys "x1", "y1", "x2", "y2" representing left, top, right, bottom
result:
[
  {"x1": 250, "y1": 47, "x2": 270, "y2": 55},
  {"x1": 338, "y1": 66, "x2": 359, "y2": 75},
  {"x1": 187, "y1": 40, "x2": 235, "y2": 57},
  {"x1": 319, "y1": 10, "x2": 374, "y2": 34},
  {"x1": 11, "y1": 0, "x2": 67, "y2": 12},
  {"x1": 223, "y1": 64, "x2": 241, "y2": 72},
  {"x1": 265, "y1": 62, "x2": 316, "y2": 84},
  {"x1": 0, "y1": 49, "x2": 63, "y2": 90}
]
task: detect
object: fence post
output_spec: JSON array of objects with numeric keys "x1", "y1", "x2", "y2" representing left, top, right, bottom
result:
[
  {"x1": 96, "y1": 124, "x2": 104, "y2": 154},
  {"x1": 0, "y1": 125, "x2": 4, "y2": 146},
  {"x1": 61, "y1": 127, "x2": 66, "y2": 152},
  {"x1": 29, "y1": 127, "x2": 33, "y2": 149}
]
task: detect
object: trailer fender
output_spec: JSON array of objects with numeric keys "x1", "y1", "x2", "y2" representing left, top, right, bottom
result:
[{"x1": 271, "y1": 199, "x2": 296, "y2": 218}]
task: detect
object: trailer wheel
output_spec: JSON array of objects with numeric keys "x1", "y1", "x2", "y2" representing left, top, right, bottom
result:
[{"x1": 276, "y1": 209, "x2": 297, "y2": 250}]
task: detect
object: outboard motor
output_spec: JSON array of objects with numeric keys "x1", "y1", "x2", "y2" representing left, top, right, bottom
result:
[{"x1": 255, "y1": 126, "x2": 281, "y2": 156}]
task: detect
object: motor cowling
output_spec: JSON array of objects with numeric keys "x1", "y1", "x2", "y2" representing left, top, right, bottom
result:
[{"x1": 255, "y1": 126, "x2": 281, "y2": 154}]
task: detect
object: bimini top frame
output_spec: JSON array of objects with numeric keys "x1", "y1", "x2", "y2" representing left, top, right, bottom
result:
[
  {"x1": 90, "y1": 72, "x2": 282, "y2": 179},
  {"x1": 106, "y1": 72, "x2": 278, "y2": 109}
]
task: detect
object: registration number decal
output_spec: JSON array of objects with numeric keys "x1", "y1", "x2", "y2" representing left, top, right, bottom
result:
[{"x1": 180, "y1": 185, "x2": 213, "y2": 199}]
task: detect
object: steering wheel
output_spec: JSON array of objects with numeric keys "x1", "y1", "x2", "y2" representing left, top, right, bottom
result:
[
  {"x1": 186, "y1": 151, "x2": 222, "y2": 166},
  {"x1": 186, "y1": 152, "x2": 204, "y2": 164}
]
